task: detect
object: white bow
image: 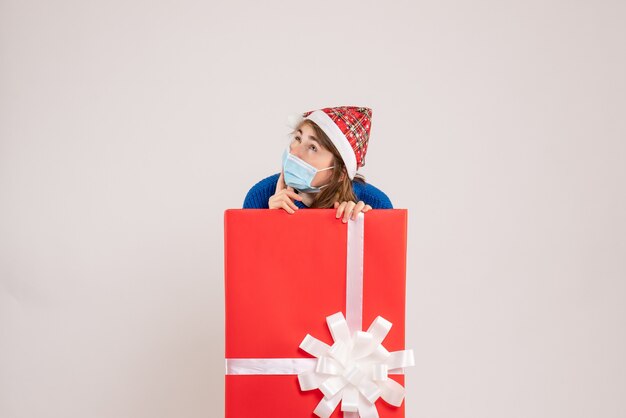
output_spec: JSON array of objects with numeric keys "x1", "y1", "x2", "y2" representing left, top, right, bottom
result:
[{"x1": 298, "y1": 312, "x2": 415, "y2": 418}]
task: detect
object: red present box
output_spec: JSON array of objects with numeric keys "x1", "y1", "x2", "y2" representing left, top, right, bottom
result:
[{"x1": 224, "y1": 209, "x2": 411, "y2": 417}]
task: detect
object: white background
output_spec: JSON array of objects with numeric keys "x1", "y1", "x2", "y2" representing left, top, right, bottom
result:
[{"x1": 1, "y1": 0, "x2": 625, "y2": 417}]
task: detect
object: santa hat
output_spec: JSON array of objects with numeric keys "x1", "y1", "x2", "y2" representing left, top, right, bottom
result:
[{"x1": 286, "y1": 106, "x2": 372, "y2": 180}]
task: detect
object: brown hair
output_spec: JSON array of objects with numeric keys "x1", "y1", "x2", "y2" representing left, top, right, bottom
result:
[{"x1": 295, "y1": 120, "x2": 366, "y2": 209}]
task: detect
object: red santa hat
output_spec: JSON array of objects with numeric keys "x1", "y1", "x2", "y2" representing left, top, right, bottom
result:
[{"x1": 287, "y1": 106, "x2": 372, "y2": 180}]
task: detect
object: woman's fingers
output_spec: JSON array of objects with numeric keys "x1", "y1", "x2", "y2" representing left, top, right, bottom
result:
[
  {"x1": 283, "y1": 195, "x2": 299, "y2": 212},
  {"x1": 271, "y1": 194, "x2": 298, "y2": 213},
  {"x1": 342, "y1": 201, "x2": 357, "y2": 223},
  {"x1": 269, "y1": 186, "x2": 302, "y2": 213},
  {"x1": 335, "y1": 201, "x2": 372, "y2": 221},
  {"x1": 352, "y1": 201, "x2": 366, "y2": 220},
  {"x1": 336, "y1": 201, "x2": 348, "y2": 219},
  {"x1": 273, "y1": 195, "x2": 370, "y2": 218},
  {"x1": 269, "y1": 194, "x2": 299, "y2": 213},
  {"x1": 281, "y1": 201, "x2": 295, "y2": 214},
  {"x1": 284, "y1": 189, "x2": 303, "y2": 201},
  {"x1": 275, "y1": 171, "x2": 286, "y2": 194}
]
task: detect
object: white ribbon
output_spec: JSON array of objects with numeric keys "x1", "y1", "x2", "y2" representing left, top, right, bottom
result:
[
  {"x1": 346, "y1": 213, "x2": 364, "y2": 333},
  {"x1": 225, "y1": 213, "x2": 415, "y2": 417},
  {"x1": 226, "y1": 358, "x2": 317, "y2": 375}
]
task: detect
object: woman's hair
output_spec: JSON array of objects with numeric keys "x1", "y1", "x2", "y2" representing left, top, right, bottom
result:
[{"x1": 295, "y1": 119, "x2": 366, "y2": 209}]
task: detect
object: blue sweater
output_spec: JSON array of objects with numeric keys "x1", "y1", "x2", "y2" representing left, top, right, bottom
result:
[{"x1": 243, "y1": 173, "x2": 393, "y2": 209}]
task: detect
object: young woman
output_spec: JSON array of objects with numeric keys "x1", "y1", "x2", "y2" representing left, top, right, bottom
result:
[{"x1": 243, "y1": 106, "x2": 392, "y2": 222}]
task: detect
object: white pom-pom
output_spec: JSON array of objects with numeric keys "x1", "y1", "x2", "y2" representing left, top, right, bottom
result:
[{"x1": 286, "y1": 113, "x2": 304, "y2": 130}]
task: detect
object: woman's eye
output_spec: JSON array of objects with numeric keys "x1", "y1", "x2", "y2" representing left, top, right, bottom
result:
[
  {"x1": 294, "y1": 136, "x2": 301, "y2": 142},
  {"x1": 310, "y1": 145, "x2": 317, "y2": 152}
]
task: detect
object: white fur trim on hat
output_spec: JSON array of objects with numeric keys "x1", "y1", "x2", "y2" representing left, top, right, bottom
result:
[{"x1": 304, "y1": 110, "x2": 357, "y2": 180}]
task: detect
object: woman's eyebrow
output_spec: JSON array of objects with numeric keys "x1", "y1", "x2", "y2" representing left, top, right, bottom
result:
[{"x1": 296, "y1": 129, "x2": 322, "y2": 146}]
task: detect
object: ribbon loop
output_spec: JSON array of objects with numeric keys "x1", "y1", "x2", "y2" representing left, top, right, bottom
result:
[
  {"x1": 357, "y1": 399, "x2": 380, "y2": 418},
  {"x1": 300, "y1": 334, "x2": 331, "y2": 358},
  {"x1": 299, "y1": 371, "x2": 323, "y2": 391},
  {"x1": 341, "y1": 386, "x2": 359, "y2": 412},
  {"x1": 314, "y1": 392, "x2": 342, "y2": 418},
  {"x1": 342, "y1": 365, "x2": 365, "y2": 386},
  {"x1": 372, "y1": 363, "x2": 388, "y2": 382},
  {"x1": 352, "y1": 331, "x2": 376, "y2": 359},
  {"x1": 357, "y1": 379, "x2": 382, "y2": 403},
  {"x1": 327, "y1": 312, "x2": 352, "y2": 344},
  {"x1": 379, "y1": 378, "x2": 406, "y2": 407},
  {"x1": 316, "y1": 356, "x2": 342, "y2": 375},
  {"x1": 367, "y1": 316, "x2": 392, "y2": 345},
  {"x1": 386, "y1": 349, "x2": 415, "y2": 370},
  {"x1": 320, "y1": 375, "x2": 348, "y2": 398}
]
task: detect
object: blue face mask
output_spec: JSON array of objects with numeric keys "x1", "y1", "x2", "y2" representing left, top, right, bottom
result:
[{"x1": 281, "y1": 148, "x2": 335, "y2": 193}]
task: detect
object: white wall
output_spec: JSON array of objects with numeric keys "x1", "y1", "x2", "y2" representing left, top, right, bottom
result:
[{"x1": 1, "y1": 0, "x2": 625, "y2": 417}]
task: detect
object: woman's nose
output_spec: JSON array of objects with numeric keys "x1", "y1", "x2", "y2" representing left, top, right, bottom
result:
[{"x1": 291, "y1": 142, "x2": 304, "y2": 158}]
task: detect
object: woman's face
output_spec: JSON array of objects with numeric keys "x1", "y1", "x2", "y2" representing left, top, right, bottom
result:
[{"x1": 289, "y1": 123, "x2": 335, "y2": 187}]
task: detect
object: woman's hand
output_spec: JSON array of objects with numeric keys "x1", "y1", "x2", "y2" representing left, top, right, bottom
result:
[
  {"x1": 334, "y1": 200, "x2": 373, "y2": 223},
  {"x1": 269, "y1": 171, "x2": 303, "y2": 214}
]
